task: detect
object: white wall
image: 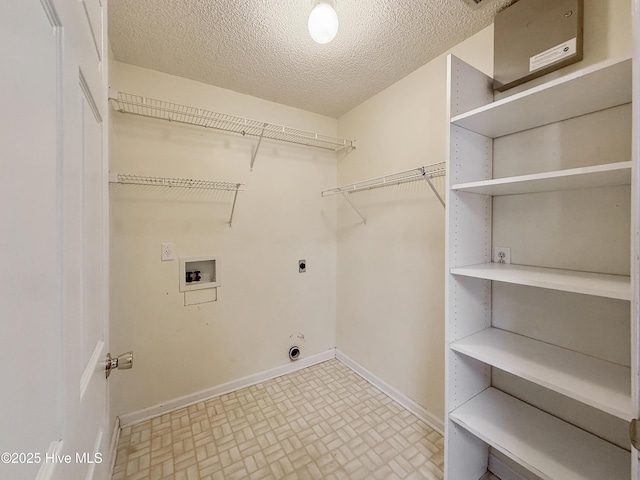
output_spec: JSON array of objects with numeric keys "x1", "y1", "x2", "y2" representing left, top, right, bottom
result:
[
  {"x1": 335, "y1": 26, "x2": 494, "y2": 427},
  {"x1": 109, "y1": 62, "x2": 339, "y2": 417},
  {"x1": 335, "y1": 0, "x2": 631, "y2": 426}
]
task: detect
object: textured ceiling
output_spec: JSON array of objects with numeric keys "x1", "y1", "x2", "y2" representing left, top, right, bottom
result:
[{"x1": 109, "y1": 0, "x2": 514, "y2": 118}]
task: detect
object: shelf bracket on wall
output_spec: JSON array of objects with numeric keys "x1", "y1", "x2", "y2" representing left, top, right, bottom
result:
[
  {"x1": 339, "y1": 192, "x2": 367, "y2": 224},
  {"x1": 109, "y1": 172, "x2": 245, "y2": 228},
  {"x1": 423, "y1": 171, "x2": 446, "y2": 207},
  {"x1": 228, "y1": 184, "x2": 242, "y2": 228},
  {"x1": 321, "y1": 161, "x2": 446, "y2": 224},
  {"x1": 249, "y1": 123, "x2": 267, "y2": 171}
]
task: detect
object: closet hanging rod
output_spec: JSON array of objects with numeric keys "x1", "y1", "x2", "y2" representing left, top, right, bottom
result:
[
  {"x1": 321, "y1": 162, "x2": 446, "y2": 197},
  {"x1": 109, "y1": 173, "x2": 245, "y2": 228},
  {"x1": 108, "y1": 90, "x2": 357, "y2": 152}
]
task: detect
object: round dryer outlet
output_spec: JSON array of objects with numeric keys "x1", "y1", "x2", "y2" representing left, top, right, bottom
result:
[{"x1": 289, "y1": 346, "x2": 301, "y2": 361}]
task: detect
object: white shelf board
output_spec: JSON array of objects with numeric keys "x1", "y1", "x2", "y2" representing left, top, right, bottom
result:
[
  {"x1": 449, "y1": 388, "x2": 629, "y2": 480},
  {"x1": 451, "y1": 162, "x2": 631, "y2": 196},
  {"x1": 450, "y1": 263, "x2": 631, "y2": 301},
  {"x1": 450, "y1": 328, "x2": 631, "y2": 420},
  {"x1": 451, "y1": 58, "x2": 632, "y2": 138}
]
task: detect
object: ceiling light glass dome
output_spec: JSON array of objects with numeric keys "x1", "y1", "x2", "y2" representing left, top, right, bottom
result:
[{"x1": 308, "y1": 1, "x2": 338, "y2": 44}]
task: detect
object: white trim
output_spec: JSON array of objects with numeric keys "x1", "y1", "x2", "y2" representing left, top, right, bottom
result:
[
  {"x1": 632, "y1": 3, "x2": 640, "y2": 480},
  {"x1": 35, "y1": 440, "x2": 63, "y2": 480},
  {"x1": 39, "y1": 0, "x2": 61, "y2": 27},
  {"x1": 83, "y1": 429, "x2": 103, "y2": 480},
  {"x1": 119, "y1": 349, "x2": 336, "y2": 427},
  {"x1": 335, "y1": 349, "x2": 444, "y2": 434},
  {"x1": 79, "y1": 70, "x2": 102, "y2": 123},
  {"x1": 488, "y1": 451, "x2": 533, "y2": 480},
  {"x1": 80, "y1": 340, "x2": 104, "y2": 399},
  {"x1": 108, "y1": 416, "x2": 120, "y2": 480},
  {"x1": 118, "y1": 348, "x2": 445, "y2": 438}
]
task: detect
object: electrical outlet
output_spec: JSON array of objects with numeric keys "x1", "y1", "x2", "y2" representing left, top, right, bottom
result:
[
  {"x1": 161, "y1": 243, "x2": 175, "y2": 261},
  {"x1": 493, "y1": 246, "x2": 511, "y2": 264}
]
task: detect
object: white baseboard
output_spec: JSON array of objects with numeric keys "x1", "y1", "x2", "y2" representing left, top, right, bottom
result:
[
  {"x1": 119, "y1": 348, "x2": 336, "y2": 427},
  {"x1": 488, "y1": 451, "x2": 534, "y2": 480},
  {"x1": 119, "y1": 347, "x2": 445, "y2": 439},
  {"x1": 335, "y1": 349, "x2": 444, "y2": 435}
]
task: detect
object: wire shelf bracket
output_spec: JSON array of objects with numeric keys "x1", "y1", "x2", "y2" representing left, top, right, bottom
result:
[
  {"x1": 109, "y1": 89, "x2": 357, "y2": 171},
  {"x1": 424, "y1": 174, "x2": 446, "y2": 207},
  {"x1": 109, "y1": 172, "x2": 245, "y2": 228},
  {"x1": 250, "y1": 123, "x2": 267, "y2": 172},
  {"x1": 321, "y1": 162, "x2": 446, "y2": 224},
  {"x1": 340, "y1": 191, "x2": 368, "y2": 225}
]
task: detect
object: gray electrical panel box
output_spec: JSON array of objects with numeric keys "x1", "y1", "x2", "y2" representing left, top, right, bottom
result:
[{"x1": 493, "y1": 0, "x2": 583, "y2": 92}]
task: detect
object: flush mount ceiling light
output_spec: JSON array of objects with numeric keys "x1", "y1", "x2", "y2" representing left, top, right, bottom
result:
[{"x1": 308, "y1": 0, "x2": 338, "y2": 44}]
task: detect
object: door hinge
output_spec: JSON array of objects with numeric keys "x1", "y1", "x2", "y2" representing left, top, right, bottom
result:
[{"x1": 631, "y1": 418, "x2": 640, "y2": 450}]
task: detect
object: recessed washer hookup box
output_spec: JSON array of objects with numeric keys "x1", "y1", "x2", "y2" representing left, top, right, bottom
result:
[{"x1": 493, "y1": 0, "x2": 583, "y2": 92}]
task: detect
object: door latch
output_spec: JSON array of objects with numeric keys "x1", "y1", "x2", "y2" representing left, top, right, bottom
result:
[{"x1": 105, "y1": 351, "x2": 133, "y2": 378}]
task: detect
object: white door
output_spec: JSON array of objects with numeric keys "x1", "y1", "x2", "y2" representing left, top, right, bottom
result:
[{"x1": 0, "y1": 1, "x2": 109, "y2": 480}]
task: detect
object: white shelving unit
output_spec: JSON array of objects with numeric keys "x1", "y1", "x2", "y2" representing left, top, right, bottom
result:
[
  {"x1": 450, "y1": 58, "x2": 631, "y2": 138},
  {"x1": 445, "y1": 55, "x2": 636, "y2": 480},
  {"x1": 450, "y1": 263, "x2": 631, "y2": 300},
  {"x1": 450, "y1": 328, "x2": 631, "y2": 420},
  {"x1": 450, "y1": 388, "x2": 630, "y2": 480},
  {"x1": 452, "y1": 161, "x2": 631, "y2": 196},
  {"x1": 109, "y1": 90, "x2": 357, "y2": 170}
]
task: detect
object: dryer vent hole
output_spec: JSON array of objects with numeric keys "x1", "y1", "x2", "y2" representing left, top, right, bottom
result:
[{"x1": 289, "y1": 346, "x2": 300, "y2": 361}]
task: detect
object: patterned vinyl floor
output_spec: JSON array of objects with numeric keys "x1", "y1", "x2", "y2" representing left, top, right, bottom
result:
[{"x1": 112, "y1": 358, "x2": 446, "y2": 480}]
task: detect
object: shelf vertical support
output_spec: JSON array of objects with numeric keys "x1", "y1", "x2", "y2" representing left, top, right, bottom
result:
[
  {"x1": 423, "y1": 170, "x2": 446, "y2": 207},
  {"x1": 340, "y1": 192, "x2": 367, "y2": 225},
  {"x1": 250, "y1": 123, "x2": 267, "y2": 171},
  {"x1": 228, "y1": 184, "x2": 241, "y2": 228}
]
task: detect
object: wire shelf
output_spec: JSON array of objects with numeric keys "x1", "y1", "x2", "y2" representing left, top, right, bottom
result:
[
  {"x1": 321, "y1": 162, "x2": 446, "y2": 222},
  {"x1": 110, "y1": 173, "x2": 244, "y2": 191},
  {"x1": 109, "y1": 172, "x2": 245, "y2": 227},
  {"x1": 321, "y1": 162, "x2": 446, "y2": 197},
  {"x1": 109, "y1": 91, "x2": 356, "y2": 152}
]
